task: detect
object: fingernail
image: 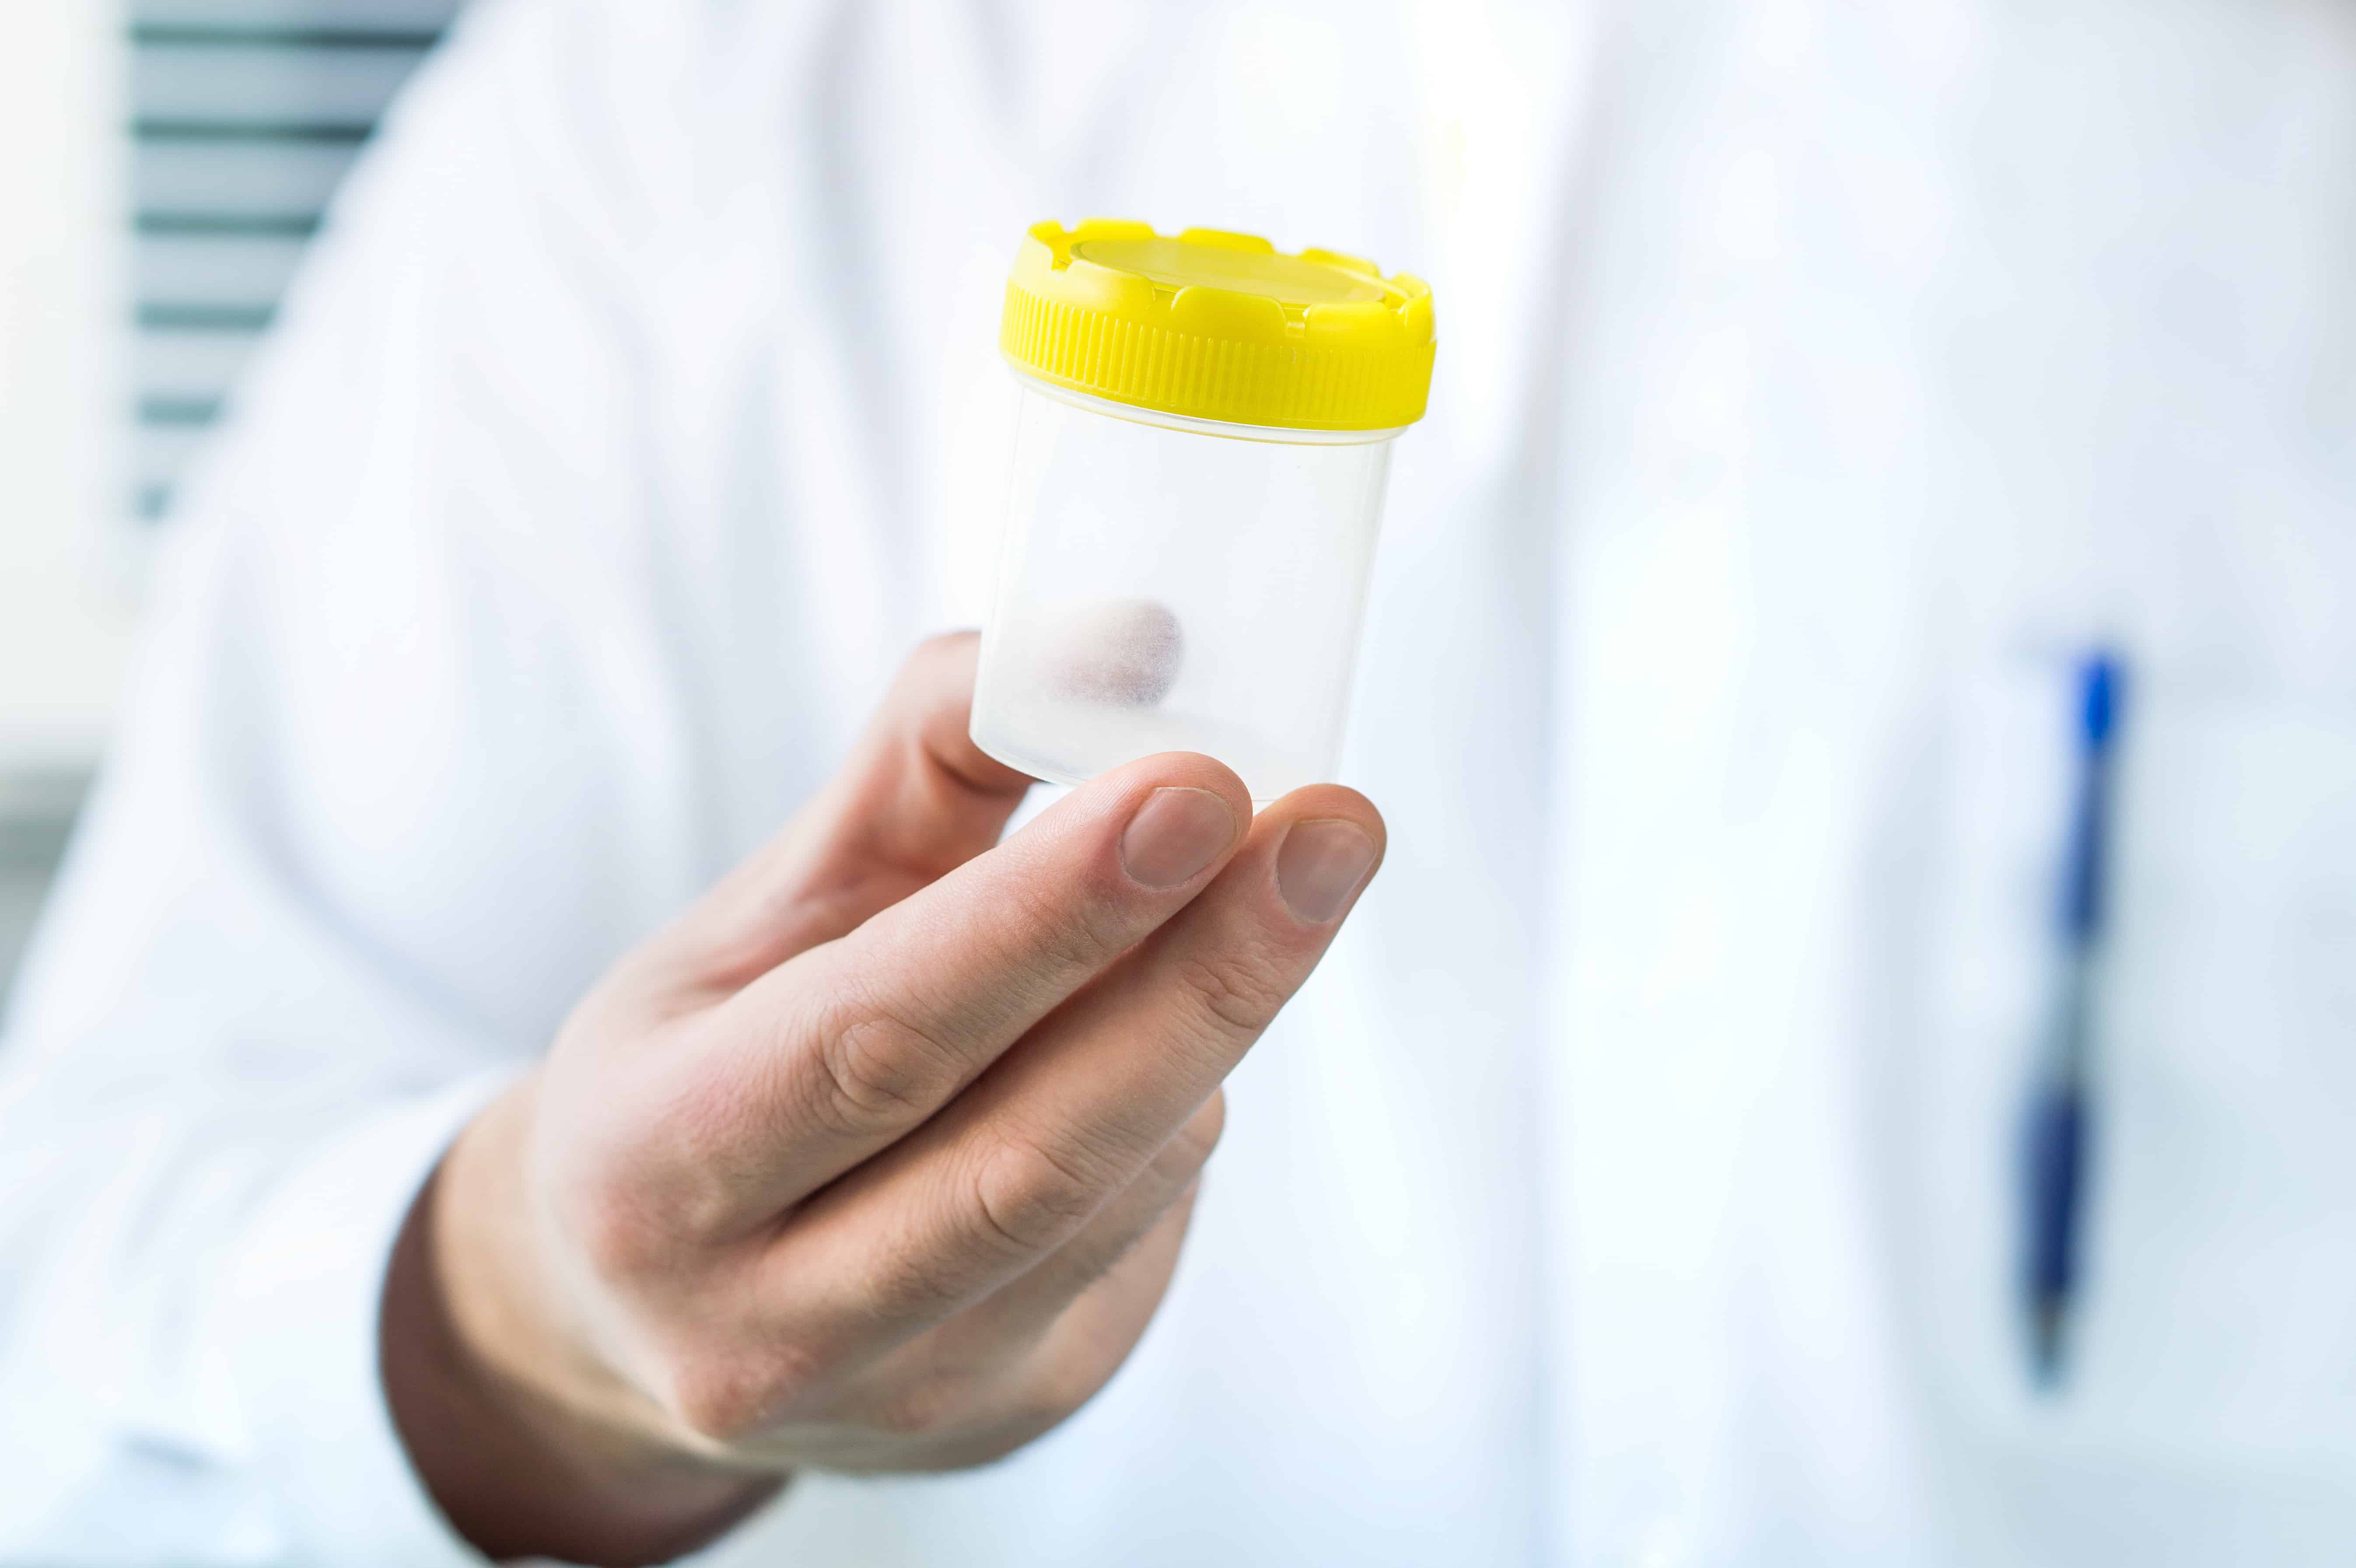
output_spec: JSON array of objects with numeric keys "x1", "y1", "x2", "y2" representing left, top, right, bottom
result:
[
  {"x1": 1120, "y1": 787, "x2": 1239, "y2": 889},
  {"x1": 1276, "y1": 819, "x2": 1378, "y2": 923}
]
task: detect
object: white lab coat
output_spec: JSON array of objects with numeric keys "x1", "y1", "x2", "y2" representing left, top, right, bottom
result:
[{"x1": 5, "y1": 0, "x2": 2355, "y2": 1563}]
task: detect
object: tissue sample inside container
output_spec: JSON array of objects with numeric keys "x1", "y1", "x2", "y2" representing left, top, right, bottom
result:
[
  {"x1": 970, "y1": 382, "x2": 1389, "y2": 802},
  {"x1": 1042, "y1": 598, "x2": 1183, "y2": 706}
]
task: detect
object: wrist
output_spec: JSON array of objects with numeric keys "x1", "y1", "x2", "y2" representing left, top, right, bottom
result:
[{"x1": 383, "y1": 1082, "x2": 784, "y2": 1564}]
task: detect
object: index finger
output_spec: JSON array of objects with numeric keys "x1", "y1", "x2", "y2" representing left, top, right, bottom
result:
[
  {"x1": 770, "y1": 782, "x2": 1385, "y2": 1353},
  {"x1": 646, "y1": 751, "x2": 1257, "y2": 1234}
]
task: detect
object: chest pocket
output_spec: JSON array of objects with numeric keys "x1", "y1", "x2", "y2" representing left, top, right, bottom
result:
[
  {"x1": 1906, "y1": 656, "x2": 2356, "y2": 1491},
  {"x1": 2078, "y1": 685, "x2": 2356, "y2": 1459}
]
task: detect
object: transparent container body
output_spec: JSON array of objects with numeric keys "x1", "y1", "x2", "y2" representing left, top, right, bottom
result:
[{"x1": 973, "y1": 374, "x2": 1397, "y2": 802}]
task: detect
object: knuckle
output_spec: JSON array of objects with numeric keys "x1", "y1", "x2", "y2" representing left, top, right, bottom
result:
[
  {"x1": 1160, "y1": 1098, "x2": 1225, "y2": 1177},
  {"x1": 666, "y1": 1339, "x2": 827, "y2": 1446},
  {"x1": 667, "y1": 1366, "x2": 763, "y2": 1445},
  {"x1": 998, "y1": 873, "x2": 1126, "y2": 983},
  {"x1": 890, "y1": 632, "x2": 976, "y2": 708},
  {"x1": 809, "y1": 1006, "x2": 965, "y2": 1141},
  {"x1": 909, "y1": 629, "x2": 977, "y2": 673},
  {"x1": 859, "y1": 1230, "x2": 977, "y2": 1322},
  {"x1": 970, "y1": 1134, "x2": 1114, "y2": 1258},
  {"x1": 887, "y1": 634, "x2": 982, "y2": 734},
  {"x1": 864, "y1": 1373, "x2": 975, "y2": 1441},
  {"x1": 1171, "y1": 947, "x2": 1293, "y2": 1042},
  {"x1": 560, "y1": 1179, "x2": 677, "y2": 1281},
  {"x1": 1016, "y1": 1354, "x2": 1112, "y2": 1432}
]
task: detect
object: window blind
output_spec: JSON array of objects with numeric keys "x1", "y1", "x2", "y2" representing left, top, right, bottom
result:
[{"x1": 130, "y1": 0, "x2": 460, "y2": 523}]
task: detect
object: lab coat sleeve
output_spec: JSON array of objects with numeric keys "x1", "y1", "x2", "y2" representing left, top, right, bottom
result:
[{"x1": 0, "y1": 0, "x2": 715, "y2": 1560}]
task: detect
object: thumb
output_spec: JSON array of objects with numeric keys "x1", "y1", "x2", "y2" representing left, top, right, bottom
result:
[{"x1": 645, "y1": 631, "x2": 1034, "y2": 995}]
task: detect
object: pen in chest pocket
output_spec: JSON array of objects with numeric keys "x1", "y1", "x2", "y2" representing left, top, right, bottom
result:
[{"x1": 2020, "y1": 649, "x2": 2126, "y2": 1391}]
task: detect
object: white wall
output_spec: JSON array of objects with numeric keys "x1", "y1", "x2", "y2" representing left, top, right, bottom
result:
[{"x1": 0, "y1": 0, "x2": 135, "y2": 773}]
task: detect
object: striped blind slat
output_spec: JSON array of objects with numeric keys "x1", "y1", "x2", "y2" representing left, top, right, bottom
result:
[{"x1": 129, "y1": 0, "x2": 459, "y2": 523}]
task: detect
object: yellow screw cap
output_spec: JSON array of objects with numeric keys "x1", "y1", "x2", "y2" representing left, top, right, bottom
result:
[{"x1": 1001, "y1": 219, "x2": 1436, "y2": 432}]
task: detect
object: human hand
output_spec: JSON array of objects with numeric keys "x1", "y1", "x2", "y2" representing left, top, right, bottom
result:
[{"x1": 382, "y1": 633, "x2": 1385, "y2": 1564}]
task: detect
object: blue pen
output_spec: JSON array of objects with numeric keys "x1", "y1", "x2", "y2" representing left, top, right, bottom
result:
[{"x1": 2020, "y1": 650, "x2": 2124, "y2": 1390}]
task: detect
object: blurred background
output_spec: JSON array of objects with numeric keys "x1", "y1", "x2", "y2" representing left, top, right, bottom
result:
[
  {"x1": 0, "y1": 0, "x2": 457, "y2": 1005},
  {"x1": 4, "y1": 1, "x2": 2355, "y2": 1561}
]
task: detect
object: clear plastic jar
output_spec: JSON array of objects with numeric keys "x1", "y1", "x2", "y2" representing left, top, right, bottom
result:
[{"x1": 970, "y1": 220, "x2": 1435, "y2": 802}]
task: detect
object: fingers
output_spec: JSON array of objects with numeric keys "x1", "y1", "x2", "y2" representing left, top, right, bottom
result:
[
  {"x1": 768, "y1": 784, "x2": 1383, "y2": 1355},
  {"x1": 956, "y1": 1093, "x2": 1223, "y2": 1343},
  {"x1": 644, "y1": 632, "x2": 1034, "y2": 998},
  {"x1": 995, "y1": 1186, "x2": 1200, "y2": 1436},
  {"x1": 634, "y1": 750, "x2": 1257, "y2": 1236},
  {"x1": 779, "y1": 1183, "x2": 1205, "y2": 1476}
]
